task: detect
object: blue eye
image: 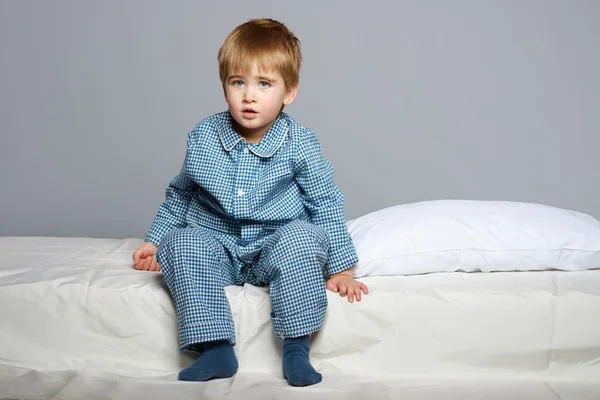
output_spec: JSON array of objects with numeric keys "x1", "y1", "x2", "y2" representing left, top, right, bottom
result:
[
  {"x1": 259, "y1": 81, "x2": 270, "y2": 88},
  {"x1": 233, "y1": 80, "x2": 244, "y2": 87}
]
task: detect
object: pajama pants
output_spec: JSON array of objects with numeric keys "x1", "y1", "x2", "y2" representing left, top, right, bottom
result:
[{"x1": 156, "y1": 220, "x2": 330, "y2": 352}]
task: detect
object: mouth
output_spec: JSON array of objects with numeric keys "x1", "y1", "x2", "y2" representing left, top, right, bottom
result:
[{"x1": 241, "y1": 108, "x2": 258, "y2": 119}]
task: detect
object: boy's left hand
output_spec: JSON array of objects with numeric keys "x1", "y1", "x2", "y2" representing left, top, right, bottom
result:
[{"x1": 326, "y1": 268, "x2": 368, "y2": 303}]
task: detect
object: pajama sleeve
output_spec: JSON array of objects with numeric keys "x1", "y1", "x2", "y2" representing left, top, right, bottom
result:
[
  {"x1": 294, "y1": 130, "x2": 359, "y2": 276},
  {"x1": 144, "y1": 132, "x2": 198, "y2": 246}
]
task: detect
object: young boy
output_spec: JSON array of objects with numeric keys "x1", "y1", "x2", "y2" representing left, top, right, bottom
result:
[{"x1": 132, "y1": 18, "x2": 368, "y2": 387}]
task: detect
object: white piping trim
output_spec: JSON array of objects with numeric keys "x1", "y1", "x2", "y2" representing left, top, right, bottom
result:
[
  {"x1": 217, "y1": 124, "x2": 243, "y2": 151},
  {"x1": 249, "y1": 128, "x2": 289, "y2": 158}
]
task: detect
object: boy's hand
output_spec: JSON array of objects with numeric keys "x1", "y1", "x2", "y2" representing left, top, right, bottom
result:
[
  {"x1": 326, "y1": 268, "x2": 368, "y2": 303},
  {"x1": 132, "y1": 242, "x2": 161, "y2": 272}
]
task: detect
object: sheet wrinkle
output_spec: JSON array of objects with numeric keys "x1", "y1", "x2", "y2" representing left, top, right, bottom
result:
[
  {"x1": 242, "y1": 283, "x2": 267, "y2": 307},
  {"x1": 237, "y1": 310, "x2": 272, "y2": 357},
  {"x1": 543, "y1": 380, "x2": 567, "y2": 400},
  {"x1": 314, "y1": 336, "x2": 381, "y2": 360}
]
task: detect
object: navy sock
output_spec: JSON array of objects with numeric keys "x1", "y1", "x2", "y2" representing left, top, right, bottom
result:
[
  {"x1": 178, "y1": 340, "x2": 238, "y2": 382},
  {"x1": 282, "y1": 335, "x2": 322, "y2": 386}
]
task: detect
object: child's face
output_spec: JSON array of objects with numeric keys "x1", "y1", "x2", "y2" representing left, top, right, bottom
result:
[{"x1": 224, "y1": 62, "x2": 297, "y2": 141}]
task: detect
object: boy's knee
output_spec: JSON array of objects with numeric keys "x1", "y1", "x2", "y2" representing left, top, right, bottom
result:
[
  {"x1": 158, "y1": 228, "x2": 218, "y2": 258},
  {"x1": 267, "y1": 222, "x2": 330, "y2": 274},
  {"x1": 275, "y1": 221, "x2": 329, "y2": 252}
]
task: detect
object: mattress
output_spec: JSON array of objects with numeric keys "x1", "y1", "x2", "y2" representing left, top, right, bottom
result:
[{"x1": 0, "y1": 237, "x2": 599, "y2": 400}]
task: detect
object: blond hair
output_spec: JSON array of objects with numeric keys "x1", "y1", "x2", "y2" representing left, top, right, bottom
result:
[{"x1": 218, "y1": 18, "x2": 302, "y2": 89}]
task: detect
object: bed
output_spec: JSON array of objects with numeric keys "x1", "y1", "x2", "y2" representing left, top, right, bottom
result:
[{"x1": 1, "y1": 200, "x2": 599, "y2": 400}]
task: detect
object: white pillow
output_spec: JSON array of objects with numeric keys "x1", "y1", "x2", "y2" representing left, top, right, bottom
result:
[{"x1": 347, "y1": 200, "x2": 600, "y2": 277}]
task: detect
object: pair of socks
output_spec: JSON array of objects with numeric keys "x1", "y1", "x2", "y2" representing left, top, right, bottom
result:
[{"x1": 178, "y1": 335, "x2": 321, "y2": 387}]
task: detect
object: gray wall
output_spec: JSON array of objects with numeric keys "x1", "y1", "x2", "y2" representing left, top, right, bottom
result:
[{"x1": 1, "y1": 0, "x2": 599, "y2": 239}]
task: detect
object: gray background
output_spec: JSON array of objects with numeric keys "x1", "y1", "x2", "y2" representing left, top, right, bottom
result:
[{"x1": 1, "y1": 0, "x2": 598, "y2": 239}]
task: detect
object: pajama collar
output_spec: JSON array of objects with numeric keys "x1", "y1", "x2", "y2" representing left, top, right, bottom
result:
[{"x1": 216, "y1": 111, "x2": 289, "y2": 158}]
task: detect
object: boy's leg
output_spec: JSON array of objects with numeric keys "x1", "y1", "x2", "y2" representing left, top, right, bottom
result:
[
  {"x1": 254, "y1": 220, "x2": 330, "y2": 386},
  {"x1": 157, "y1": 227, "x2": 239, "y2": 381}
]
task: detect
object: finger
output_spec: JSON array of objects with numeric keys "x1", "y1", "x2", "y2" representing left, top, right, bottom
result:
[
  {"x1": 133, "y1": 250, "x2": 141, "y2": 264},
  {"x1": 142, "y1": 257, "x2": 152, "y2": 271},
  {"x1": 360, "y1": 282, "x2": 369, "y2": 295},
  {"x1": 347, "y1": 286, "x2": 355, "y2": 303},
  {"x1": 326, "y1": 280, "x2": 338, "y2": 292},
  {"x1": 339, "y1": 282, "x2": 348, "y2": 297},
  {"x1": 149, "y1": 259, "x2": 158, "y2": 272},
  {"x1": 151, "y1": 257, "x2": 160, "y2": 272},
  {"x1": 147, "y1": 257, "x2": 155, "y2": 271},
  {"x1": 355, "y1": 284, "x2": 362, "y2": 302},
  {"x1": 133, "y1": 256, "x2": 144, "y2": 270}
]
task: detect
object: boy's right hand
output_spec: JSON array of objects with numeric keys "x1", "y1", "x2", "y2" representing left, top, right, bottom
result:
[{"x1": 132, "y1": 242, "x2": 160, "y2": 272}]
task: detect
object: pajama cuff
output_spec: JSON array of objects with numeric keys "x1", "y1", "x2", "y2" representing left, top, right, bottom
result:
[
  {"x1": 271, "y1": 305, "x2": 327, "y2": 339},
  {"x1": 179, "y1": 319, "x2": 237, "y2": 351},
  {"x1": 324, "y1": 247, "x2": 359, "y2": 276}
]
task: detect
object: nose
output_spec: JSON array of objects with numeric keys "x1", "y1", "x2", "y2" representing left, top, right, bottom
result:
[{"x1": 243, "y1": 87, "x2": 256, "y2": 103}]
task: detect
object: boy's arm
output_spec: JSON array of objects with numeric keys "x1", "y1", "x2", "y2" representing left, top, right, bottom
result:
[
  {"x1": 295, "y1": 131, "x2": 359, "y2": 277},
  {"x1": 144, "y1": 134, "x2": 198, "y2": 247}
]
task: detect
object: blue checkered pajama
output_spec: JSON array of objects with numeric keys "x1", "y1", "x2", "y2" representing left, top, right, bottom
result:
[{"x1": 146, "y1": 111, "x2": 358, "y2": 350}]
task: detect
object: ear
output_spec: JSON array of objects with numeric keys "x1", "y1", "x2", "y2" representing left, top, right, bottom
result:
[{"x1": 283, "y1": 85, "x2": 298, "y2": 106}]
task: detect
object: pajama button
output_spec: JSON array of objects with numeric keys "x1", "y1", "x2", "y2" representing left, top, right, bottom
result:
[
  {"x1": 243, "y1": 148, "x2": 249, "y2": 153},
  {"x1": 238, "y1": 189, "x2": 245, "y2": 196}
]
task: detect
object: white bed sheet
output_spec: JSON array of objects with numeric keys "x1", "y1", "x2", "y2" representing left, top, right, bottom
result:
[{"x1": 0, "y1": 237, "x2": 599, "y2": 400}]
